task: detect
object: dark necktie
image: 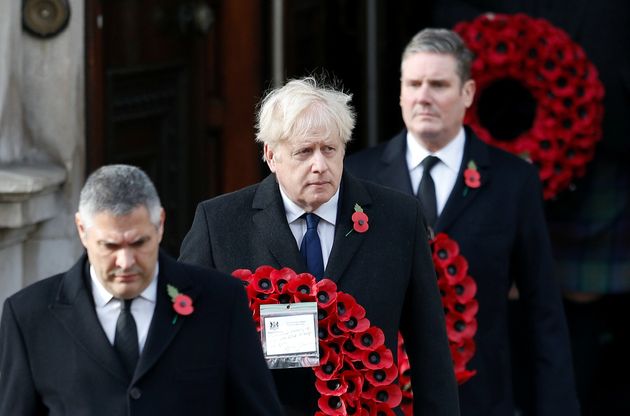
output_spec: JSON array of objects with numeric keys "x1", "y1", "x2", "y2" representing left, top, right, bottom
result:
[
  {"x1": 300, "y1": 213, "x2": 325, "y2": 280},
  {"x1": 114, "y1": 298, "x2": 139, "y2": 377},
  {"x1": 417, "y1": 155, "x2": 440, "y2": 227}
]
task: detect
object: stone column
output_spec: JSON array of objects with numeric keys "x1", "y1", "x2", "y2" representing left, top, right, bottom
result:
[
  {"x1": 0, "y1": 0, "x2": 28, "y2": 161},
  {"x1": 0, "y1": 0, "x2": 85, "y2": 304}
]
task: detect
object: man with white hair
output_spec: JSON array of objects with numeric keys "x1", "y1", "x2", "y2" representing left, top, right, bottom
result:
[{"x1": 180, "y1": 77, "x2": 459, "y2": 415}]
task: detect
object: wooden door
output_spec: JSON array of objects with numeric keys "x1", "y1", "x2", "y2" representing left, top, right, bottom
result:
[{"x1": 86, "y1": 0, "x2": 263, "y2": 255}]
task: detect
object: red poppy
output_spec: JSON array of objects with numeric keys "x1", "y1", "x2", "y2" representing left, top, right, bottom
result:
[
  {"x1": 367, "y1": 402, "x2": 396, "y2": 416},
  {"x1": 462, "y1": 160, "x2": 481, "y2": 193},
  {"x1": 341, "y1": 338, "x2": 365, "y2": 362},
  {"x1": 270, "y1": 267, "x2": 297, "y2": 292},
  {"x1": 250, "y1": 272, "x2": 275, "y2": 294},
  {"x1": 315, "y1": 377, "x2": 348, "y2": 396},
  {"x1": 452, "y1": 275, "x2": 477, "y2": 304},
  {"x1": 443, "y1": 255, "x2": 469, "y2": 285},
  {"x1": 464, "y1": 168, "x2": 481, "y2": 189},
  {"x1": 346, "y1": 203, "x2": 369, "y2": 236},
  {"x1": 449, "y1": 298, "x2": 479, "y2": 322},
  {"x1": 318, "y1": 302, "x2": 337, "y2": 326},
  {"x1": 335, "y1": 293, "x2": 359, "y2": 321},
  {"x1": 337, "y1": 298, "x2": 367, "y2": 332},
  {"x1": 361, "y1": 345, "x2": 393, "y2": 370},
  {"x1": 285, "y1": 273, "x2": 317, "y2": 301},
  {"x1": 231, "y1": 268, "x2": 253, "y2": 283},
  {"x1": 432, "y1": 233, "x2": 460, "y2": 266},
  {"x1": 445, "y1": 312, "x2": 478, "y2": 345},
  {"x1": 365, "y1": 364, "x2": 398, "y2": 386},
  {"x1": 316, "y1": 279, "x2": 338, "y2": 308},
  {"x1": 327, "y1": 321, "x2": 350, "y2": 340},
  {"x1": 451, "y1": 336, "x2": 477, "y2": 364},
  {"x1": 340, "y1": 396, "x2": 370, "y2": 416},
  {"x1": 166, "y1": 284, "x2": 195, "y2": 322},
  {"x1": 352, "y1": 327, "x2": 385, "y2": 351},
  {"x1": 339, "y1": 316, "x2": 370, "y2": 334},
  {"x1": 173, "y1": 294, "x2": 194, "y2": 315},
  {"x1": 364, "y1": 384, "x2": 403, "y2": 409},
  {"x1": 253, "y1": 264, "x2": 275, "y2": 277},
  {"x1": 317, "y1": 395, "x2": 347, "y2": 415},
  {"x1": 316, "y1": 355, "x2": 343, "y2": 382},
  {"x1": 352, "y1": 211, "x2": 369, "y2": 233}
]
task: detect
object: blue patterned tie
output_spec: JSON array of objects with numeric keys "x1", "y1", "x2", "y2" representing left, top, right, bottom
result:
[{"x1": 300, "y1": 213, "x2": 325, "y2": 280}]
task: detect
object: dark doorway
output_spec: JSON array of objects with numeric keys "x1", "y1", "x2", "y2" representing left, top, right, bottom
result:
[{"x1": 85, "y1": 0, "x2": 264, "y2": 255}]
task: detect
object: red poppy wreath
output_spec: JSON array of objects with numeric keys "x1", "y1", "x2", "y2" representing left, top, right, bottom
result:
[
  {"x1": 232, "y1": 266, "x2": 402, "y2": 415},
  {"x1": 397, "y1": 233, "x2": 478, "y2": 416},
  {"x1": 454, "y1": 13, "x2": 604, "y2": 199}
]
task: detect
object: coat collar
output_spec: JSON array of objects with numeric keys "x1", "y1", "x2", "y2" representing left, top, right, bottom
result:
[
  {"x1": 377, "y1": 130, "x2": 415, "y2": 195},
  {"x1": 251, "y1": 174, "x2": 308, "y2": 272},
  {"x1": 376, "y1": 128, "x2": 492, "y2": 233},
  {"x1": 325, "y1": 171, "x2": 373, "y2": 283},
  {"x1": 435, "y1": 128, "x2": 491, "y2": 232},
  {"x1": 135, "y1": 252, "x2": 197, "y2": 382},
  {"x1": 250, "y1": 172, "x2": 372, "y2": 284},
  {"x1": 49, "y1": 251, "x2": 197, "y2": 384},
  {"x1": 49, "y1": 254, "x2": 133, "y2": 382}
]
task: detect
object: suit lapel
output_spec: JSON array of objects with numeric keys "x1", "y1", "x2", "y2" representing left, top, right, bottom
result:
[
  {"x1": 252, "y1": 174, "x2": 305, "y2": 271},
  {"x1": 134, "y1": 252, "x2": 197, "y2": 381},
  {"x1": 436, "y1": 131, "x2": 491, "y2": 232},
  {"x1": 376, "y1": 131, "x2": 415, "y2": 195},
  {"x1": 325, "y1": 172, "x2": 372, "y2": 283},
  {"x1": 49, "y1": 255, "x2": 129, "y2": 382}
]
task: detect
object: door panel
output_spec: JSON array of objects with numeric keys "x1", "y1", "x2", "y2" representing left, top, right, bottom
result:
[{"x1": 86, "y1": 0, "x2": 263, "y2": 255}]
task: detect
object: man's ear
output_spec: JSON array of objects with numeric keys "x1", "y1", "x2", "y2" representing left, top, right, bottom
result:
[
  {"x1": 75, "y1": 212, "x2": 88, "y2": 247},
  {"x1": 463, "y1": 79, "x2": 476, "y2": 108},
  {"x1": 157, "y1": 208, "x2": 166, "y2": 243},
  {"x1": 264, "y1": 143, "x2": 277, "y2": 173}
]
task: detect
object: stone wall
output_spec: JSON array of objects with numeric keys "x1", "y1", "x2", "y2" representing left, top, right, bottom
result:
[{"x1": 0, "y1": 0, "x2": 85, "y2": 304}]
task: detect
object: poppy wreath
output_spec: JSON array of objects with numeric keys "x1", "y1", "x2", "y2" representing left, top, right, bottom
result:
[
  {"x1": 397, "y1": 233, "x2": 478, "y2": 416},
  {"x1": 454, "y1": 13, "x2": 605, "y2": 199},
  {"x1": 232, "y1": 266, "x2": 402, "y2": 415}
]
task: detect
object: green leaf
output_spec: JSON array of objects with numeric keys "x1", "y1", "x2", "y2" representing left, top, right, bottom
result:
[
  {"x1": 467, "y1": 160, "x2": 477, "y2": 170},
  {"x1": 354, "y1": 203, "x2": 363, "y2": 213},
  {"x1": 166, "y1": 284, "x2": 179, "y2": 300}
]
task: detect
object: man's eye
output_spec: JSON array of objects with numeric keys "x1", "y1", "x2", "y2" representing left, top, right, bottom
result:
[{"x1": 131, "y1": 239, "x2": 147, "y2": 248}]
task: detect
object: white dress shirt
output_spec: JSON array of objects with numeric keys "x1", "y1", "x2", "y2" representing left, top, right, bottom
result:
[
  {"x1": 406, "y1": 128, "x2": 465, "y2": 216},
  {"x1": 279, "y1": 185, "x2": 338, "y2": 269},
  {"x1": 90, "y1": 264, "x2": 158, "y2": 353}
]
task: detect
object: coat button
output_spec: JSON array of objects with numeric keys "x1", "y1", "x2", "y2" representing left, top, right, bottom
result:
[{"x1": 129, "y1": 387, "x2": 142, "y2": 399}]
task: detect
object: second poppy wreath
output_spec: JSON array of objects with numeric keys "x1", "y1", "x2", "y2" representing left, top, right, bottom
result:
[
  {"x1": 397, "y1": 233, "x2": 478, "y2": 416},
  {"x1": 455, "y1": 13, "x2": 604, "y2": 199}
]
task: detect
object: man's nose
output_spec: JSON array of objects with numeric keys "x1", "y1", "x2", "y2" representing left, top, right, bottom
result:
[
  {"x1": 311, "y1": 149, "x2": 328, "y2": 172},
  {"x1": 416, "y1": 84, "x2": 431, "y2": 102},
  {"x1": 115, "y1": 248, "x2": 136, "y2": 270}
]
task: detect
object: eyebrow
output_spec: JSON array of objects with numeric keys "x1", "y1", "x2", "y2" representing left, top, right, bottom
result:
[{"x1": 98, "y1": 235, "x2": 150, "y2": 246}]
